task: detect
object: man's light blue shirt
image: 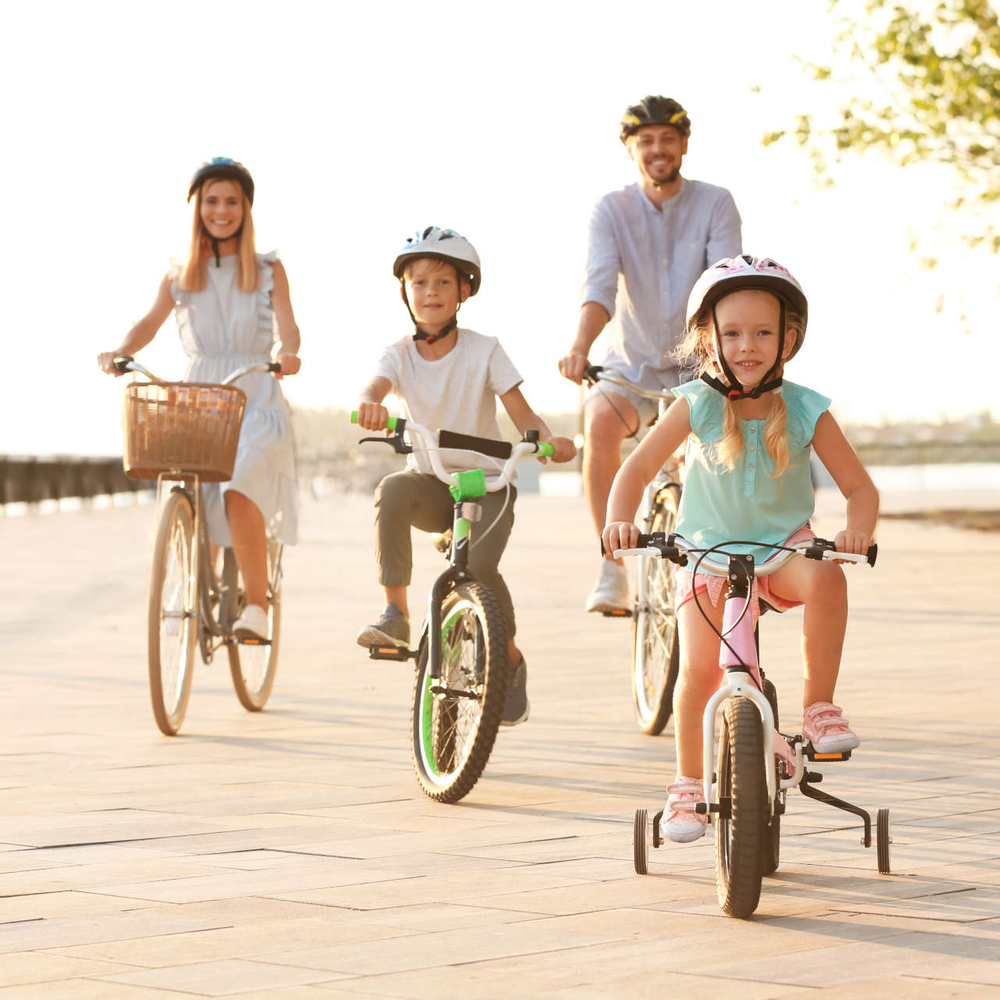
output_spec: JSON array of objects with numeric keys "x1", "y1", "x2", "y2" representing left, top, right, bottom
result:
[{"x1": 581, "y1": 178, "x2": 741, "y2": 390}]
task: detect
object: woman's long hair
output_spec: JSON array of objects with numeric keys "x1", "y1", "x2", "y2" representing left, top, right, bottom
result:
[
  {"x1": 673, "y1": 298, "x2": 805, "y2": 477},
  {"x1": 178, "y1": 180, "x2": 259, "y2": 292}
]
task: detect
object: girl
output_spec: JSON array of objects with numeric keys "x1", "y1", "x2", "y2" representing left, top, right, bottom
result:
[
  {"x1": 98, "y1": 157, "x2": 301, "y2": 640},
  {"x1": 602, "y1": 254, "x2": 878, "y2": 843}
]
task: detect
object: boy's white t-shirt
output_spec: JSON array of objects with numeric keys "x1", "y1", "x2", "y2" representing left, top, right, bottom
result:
[{"x1": 374, "y1": 329, "x2": 523, "y2": 479}]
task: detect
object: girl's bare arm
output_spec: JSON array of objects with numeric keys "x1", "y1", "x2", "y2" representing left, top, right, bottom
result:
[
  {"x1": 811, "y1": 411, "x2": 879, "y2": 554},
  {"x1": 97, "y1": 273, "x2": 174, "y2": 374},
  {"x1": 604, "y1": 398, "x2": 690, "y2": 552}
]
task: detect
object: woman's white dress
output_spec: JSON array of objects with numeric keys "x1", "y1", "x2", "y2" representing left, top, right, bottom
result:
[{"x1": 169, "y1": 250, "x2": 297, "y2": 547}]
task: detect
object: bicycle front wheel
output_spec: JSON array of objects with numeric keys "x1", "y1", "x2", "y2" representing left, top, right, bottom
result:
[
  {"x1": 631, "y1": 483, "x2": 681, "y2": 735},
  {"x1": 148, "y1": 490, "x2": 197, "y2": 736},
  {"x1": 716, "y1": 698, "x2": 767, "y2": 918},
  {"x1": 227, "y1": 542, "x2": 282, "y2": 711},
  {"x1": 411, "y1": 582, "x2": 509, "y2": 804}
]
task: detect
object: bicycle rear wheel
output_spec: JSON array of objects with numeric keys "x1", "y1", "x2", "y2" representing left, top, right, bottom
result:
[
  {"x1": 227, "y1": 542, "x2": 282, "y2": 711},
  {"x1": 411, "y1": 582, "x2": 509, "y2": 804},
  {"x1": 631, "y1": 483, "x2": 681, "y2": 735},
  {"x1": 148, "y1": 490, "x2": 197, "y2": 736},
  {"x1": 716, "y1": 697, "x2": 767, "y2": 917}
]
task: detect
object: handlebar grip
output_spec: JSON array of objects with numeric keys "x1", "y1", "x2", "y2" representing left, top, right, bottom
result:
[
  {"x1": 583, "y1": 364, "x2": 604, "y2": 385},
  {"x1": 267, "y1": 361, "x2": 282, "y2": 373},
  {"x1": 350, "y1": 410, "x2": 399, "y2": 433},
  {"x1": 866, "y1": 543, "x2": 878, "y2": 567},
  {"x1": 537, "y1": 442, "x2": 554, "y2": 458},
  {"x1": 112, "y1": 355, "x2": 134, "y2": 374}
]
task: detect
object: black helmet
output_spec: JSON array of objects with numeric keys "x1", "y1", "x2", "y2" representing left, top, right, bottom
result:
[
  {"x1": 619, "y1": 96, "x2": 690, "y2": 143},
  {"x1": 188, "y1": 157, "x2": 255, "y2": 205}
]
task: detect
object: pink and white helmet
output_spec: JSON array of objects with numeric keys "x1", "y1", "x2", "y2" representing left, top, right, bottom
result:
[{"x1": 686, "y1": 254, "x2": 808, "y2": 358}]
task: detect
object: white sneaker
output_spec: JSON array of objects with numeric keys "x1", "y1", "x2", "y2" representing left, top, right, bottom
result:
[
  {"x1": 585, "y1": 561, "x2": 630, "y2": 613},
  {"x1": 233, "y1": 604, "x2": 268, "y2": 640}
]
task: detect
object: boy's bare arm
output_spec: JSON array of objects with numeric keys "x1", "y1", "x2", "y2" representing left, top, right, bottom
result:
[
  {"x1": 499, "y1": 387, "x2": 576, "y2": 463},
  {"x1": 357, "y1": 376, "x2": 392, "y2": 431}
]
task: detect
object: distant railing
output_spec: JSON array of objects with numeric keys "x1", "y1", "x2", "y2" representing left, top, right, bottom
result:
[
  {"x1": 852, "y1": 440, "x2": 1000, "y2": 466},
  {"x1": 1, "y1": 456, "x2": 152, "y2": 510}
]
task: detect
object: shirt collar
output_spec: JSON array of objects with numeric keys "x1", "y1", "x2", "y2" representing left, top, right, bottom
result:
[{"x1": 635, "y1": 176, "x2": 687, "y2": 214}]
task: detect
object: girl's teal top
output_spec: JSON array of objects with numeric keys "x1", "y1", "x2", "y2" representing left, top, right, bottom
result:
[{"x1": 671, "y1": 379, "x2": 832, "y2": 573}]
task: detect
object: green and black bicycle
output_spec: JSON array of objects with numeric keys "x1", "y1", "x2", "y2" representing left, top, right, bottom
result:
[{"x1": 351, "y1": 413, "x2": 552, "y2": 804}]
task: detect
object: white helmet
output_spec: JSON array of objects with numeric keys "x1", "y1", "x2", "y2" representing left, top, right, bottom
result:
[
  {"x1": 392, "y1": 226, "x2": 482, "y2": 295},
  {"x1": 686, "y1": 254, "x2": 808, "y2": 359}
]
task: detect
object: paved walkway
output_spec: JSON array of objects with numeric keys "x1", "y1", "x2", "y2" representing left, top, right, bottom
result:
[{"x1": 1, "y1": 490, "x2": 998, "y2": 997}]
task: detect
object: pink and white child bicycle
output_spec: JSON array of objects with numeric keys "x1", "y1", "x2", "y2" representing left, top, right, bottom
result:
[{"x1": 621, "y1": 530, "x2": 890, "y2": 918}]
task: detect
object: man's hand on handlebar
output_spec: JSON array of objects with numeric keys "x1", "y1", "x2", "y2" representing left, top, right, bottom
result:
[
  {"x1": 356, "y1": 402, "x2": 390, "y2": 432},
  {"x1": 557, "y1": 350, "x2": 589, "y2": 385},
  {"x1": 602, "y1": 520, "x2": 641, "y2": 558}
]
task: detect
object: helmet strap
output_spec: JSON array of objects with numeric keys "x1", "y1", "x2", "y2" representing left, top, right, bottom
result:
[
  {"x1": 703, "y1": 300, "x2": 786, "y2": 401},
  {"x1": 202, "y1": 225, "x2": 242, "y2": 267}
]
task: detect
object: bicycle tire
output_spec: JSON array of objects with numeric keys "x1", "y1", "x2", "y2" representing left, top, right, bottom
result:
[
  {"x1": 716, "y1": 698, "x2": 766, "y2": 918},
  {"x1": 411, "y1": 582, "x2": 509, "y2": 804},
  {"x1": 761, "y1": 677, "x2": 781, "y2": 876},
  {"x1": 631, "y1": 483, "x2": 681, "y2": 735},
  {"x1": 877, "y1": 808, "x2": 891, "y2": 874},
  {"x1": 227, "y1": 541, "x2": 282, "y2": 712},
  {"x1": 148, "y1": 490, "x2": 197, "y2": 736},
  {"x1": 633, "y1": 808, "x2": 649, "y2": 875}
]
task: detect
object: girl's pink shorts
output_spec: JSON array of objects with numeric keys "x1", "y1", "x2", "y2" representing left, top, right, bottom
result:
[{"x1": 675, "y1": 525, "x2": 816, "y2": 628}]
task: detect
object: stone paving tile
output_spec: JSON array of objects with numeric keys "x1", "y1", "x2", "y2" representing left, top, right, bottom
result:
[
  {"x1": 264, "y1": 921, "x2": 625, "y2": 976},
  {"x1": 0, "y1": 952, "x2": 134, "y2": 988},
  {"x1": 0, "y1": 889, "x2": 158, "y2": 922},
  {"x1": 96, "y1": 958, "x2": 350, "y2": 995},
  {"x1": 0, "y1": 982, "x2": 197, "y2": 999},
  {"x1": 314, "y1": 901, "x2": 545, "y2": 933}
]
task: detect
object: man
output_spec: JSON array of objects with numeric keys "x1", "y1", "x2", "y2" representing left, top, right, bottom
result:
[{"x1": 558, "y1": 95, "x2": 742, "y2": 612}]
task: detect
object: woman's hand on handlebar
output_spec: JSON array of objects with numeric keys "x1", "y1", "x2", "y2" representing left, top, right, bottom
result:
[
  {"x1": 356, "y1": 401, "x2": 389, "y2": 432},
  {"x1": 602, "y1": 520, "x2": 641, "y2": 557},
  {"x1": 97, "y1": 351, "x2": 127, "y2": 375},
  {"x1": 273, "y1": 352, "x2": 300, "y2": 379}
]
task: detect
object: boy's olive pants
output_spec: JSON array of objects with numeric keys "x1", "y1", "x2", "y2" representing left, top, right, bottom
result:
[{"x1": 373, "y1": 470, "x2": 517, "y2": 636}]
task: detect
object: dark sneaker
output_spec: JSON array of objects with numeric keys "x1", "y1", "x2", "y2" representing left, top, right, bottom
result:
[
  {"x1": 500, "y1": 656, "x2": 529, "y2": 727},
  {"x1": 356, "y1": 604, "x2": 410, "y2": 649}
]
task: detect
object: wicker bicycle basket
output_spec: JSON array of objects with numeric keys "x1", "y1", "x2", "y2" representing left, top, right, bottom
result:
[{"x1": 123, "y1": 382, "x2": 247, "y2": 482}]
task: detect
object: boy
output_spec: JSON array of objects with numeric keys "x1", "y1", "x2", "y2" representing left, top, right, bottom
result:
[{"x1": 355, "y1": 227, "x2": 575, "y2": 726}]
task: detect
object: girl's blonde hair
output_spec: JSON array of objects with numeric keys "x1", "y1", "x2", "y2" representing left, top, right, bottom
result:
[
  {"x1": 178, "y1": 180, "x2": 259, "y2": 293},
  {"x1": 673, "y1": 296, "x2": 806, "y2": 477}
]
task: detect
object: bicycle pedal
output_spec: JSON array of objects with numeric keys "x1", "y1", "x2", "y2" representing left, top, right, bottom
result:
[
  {"x1": 238, "y1": 637, "x2": 271, "y2": 646},
  {"x1": 367, "y1": 645, "x2": 415, "y2": 662},
  {"x1": 804, "y1": 743, "x2": 852, "y2": 762},
  {"x1": 601, "y1": 609, "x2": 632, "y2": 618}
]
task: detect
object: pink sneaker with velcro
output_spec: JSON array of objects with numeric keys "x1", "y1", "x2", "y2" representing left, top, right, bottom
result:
[
  {"x1": 662, "y1": 776, "x2": 708, "y2": 843},
  {"x1": 803, "y1": 702, "x2": 860, "y2": 753}
]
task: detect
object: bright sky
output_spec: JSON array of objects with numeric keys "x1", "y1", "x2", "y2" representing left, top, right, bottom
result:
[{"x1": 2, "y1": 0, "x2": 996, "y2": 456}]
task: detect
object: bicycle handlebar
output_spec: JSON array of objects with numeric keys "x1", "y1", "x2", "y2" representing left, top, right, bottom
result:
[
  {"x1": 350, "y1": 411, "x2": 553, "y2": 491},
  {"x1": 112, "y1": 355, "x2": 281, "y2": 385},
  {"x1": 614, "y1": 532, "x2": 877, "y2": 575},
  {"x1": 583, "y1": 364, "x2": 675, "y2": 401}
]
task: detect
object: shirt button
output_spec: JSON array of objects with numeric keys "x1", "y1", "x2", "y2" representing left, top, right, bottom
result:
[
  {"x1": 749, "y1": 445, "x2": 756, "y2": 451},
  {"x1": 749, "y1": 426, "x2": 757, "y2": 434},
  {"x1": 748, "y1": 464, "x2": 756, "y2": 471}
]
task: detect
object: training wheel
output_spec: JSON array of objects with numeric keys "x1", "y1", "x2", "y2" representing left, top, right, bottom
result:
[
  {"x1": 633, "y1": 808, "x2": 649, "y2": 875},
  {"x1": 876, "y1": 807, "x2": 892, "y2": 874}
]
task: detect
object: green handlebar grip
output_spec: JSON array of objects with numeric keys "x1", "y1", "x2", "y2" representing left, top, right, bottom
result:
[
  {"x1": 350, "y1": 410, "x2": 398, "y2": 432},
  {"x1": 538, "y1": 442, "x2": 554, "y2": 458}
]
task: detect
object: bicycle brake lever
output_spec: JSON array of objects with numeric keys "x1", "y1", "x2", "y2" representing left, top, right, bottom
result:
[{"x1": 358, "y1": 434, "x2": 413, "y2": 455}]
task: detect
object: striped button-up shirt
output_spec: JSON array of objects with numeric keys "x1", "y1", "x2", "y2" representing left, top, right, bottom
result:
[{"x1": 581, "y1": 178, "x2": 741, "y2": 389}]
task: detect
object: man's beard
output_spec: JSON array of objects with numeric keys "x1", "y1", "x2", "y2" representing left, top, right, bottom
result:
[{"x1": 650, "y1": 165, "x2": 680, "y2": 188}]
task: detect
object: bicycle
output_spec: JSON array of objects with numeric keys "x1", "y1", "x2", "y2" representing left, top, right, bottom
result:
[
  {"x1": 583, "y1": 365, "x2": 682, "y2": 736},
  {"x1": 114, "y1": 355, "x2": 284, "y2": 735},
  {"x1": 621, "y1": 531, "x2": 890, "y2": 918},
  {"x1": 351, "y1": 413, "x2": 553, "y2": 804}
]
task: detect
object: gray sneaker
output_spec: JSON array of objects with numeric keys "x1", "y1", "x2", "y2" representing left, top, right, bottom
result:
[
  {"x1": 357, "y1": 604, "x2": 410, "y2": 649},
  {"x1": 585, "y1": 560, "x2": 630, "y2": 613},
  {"x1": 500, "y1": 656, "x2": 529, "y2": 727}
]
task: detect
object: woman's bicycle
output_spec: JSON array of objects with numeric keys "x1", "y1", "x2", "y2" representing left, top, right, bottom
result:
[
  {"x1": 620, "y1": 532, "x2": 890, "y2": 918},
  {"x1": 584, "y1": 365, "x2": 682, "y2": 736},
  {"x1": 114, "y1": 355, "x2": 284, "y2": 735},
  {"x1": 351, "y1": 413, "x2": 553, "y2": 804}
]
